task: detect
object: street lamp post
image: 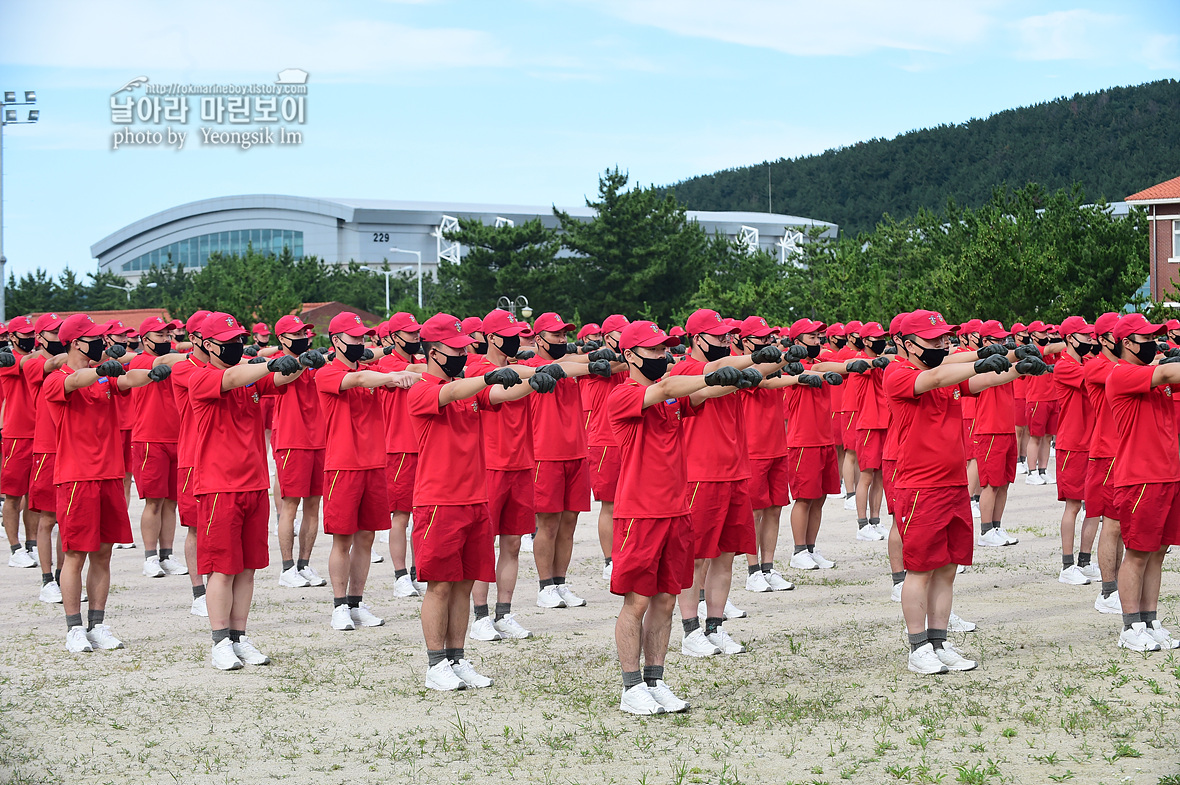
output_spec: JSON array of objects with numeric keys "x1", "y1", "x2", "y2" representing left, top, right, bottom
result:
[
  {"x1": 496, "y1": 295, "x2": 532, "y2": 320},
  {"x1": 1, "y1": 90, "x2": 39, "y2": 322},
  {"x1": 365, "y1": 266, "x2": 398, "y2": 316},
  {"x1": 387, "y1": 247, "x2": 422, "y2": 308},
  {"x1": 106, "y1": 281, "x2": 156, "y2": 302}
]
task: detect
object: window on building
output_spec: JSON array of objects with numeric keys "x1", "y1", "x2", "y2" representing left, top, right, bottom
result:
[
  {"x1": 1173, "y1": 220, "x2": 1180, "y2": 259},
  {"x1": 121, "y1": 229, "x2": 304, "y2": 274}
]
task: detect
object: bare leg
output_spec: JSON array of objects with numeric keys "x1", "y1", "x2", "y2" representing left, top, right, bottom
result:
[
  {"x1": 389, "y1": 510, "x2": 410, "y2": 570},
  {"x1": 159, "y1": 499, "x2": 177, "y2": 551},
  {"x1": 642, "y1": 593, "x2": 676, "y2": 668},
  {"x1": 1060, "y1": 499, "x2": 1082, "y2": 557},
  {"x1": 703, "y1": 553, "x2": 735, "y2": 618},
  {"x1": 184, "y1": 527, "x2": 203, "y2": 589},
  {"x1": 496, "y1": 534, "x2": 521, "y2": 604},
  {"x1": 298, "y1": 497, "x2": 321, "y2": 562},
  {"x1": 533, "y1": 511, "x2": 560, "y2": 580},
  {"x1": 616, "y1": 592, "x2": 650, "y2": 672},
  {"x1": 1098, "y1": 517, "x2": 1122, "y2": 585},
  {"x1": 3, "y1": 494, "x2": 23, "y2": 550},
  {"x1": 597, "y1": 500, "x2": 614, "y2": 560},
  {"x1": 677, "y1": 558, "x2": 707, "y2": 620},
  {"x1": 421, "y1": 581, "x2": 453, "y2": 650},
  {"x1": 141, "y1": 498, "x2": 163, "y2": 552},
  {"x1": 747, "y1": 509, "x2": 764, "y2": 570},
  {"x1": 229, "y1": 570, "x2": 255, "y2": 630},
  {"x1": 444, "y1": 579, "x2": 475, "y2": 648},
  {"x1": 37, "y1": 511, "x2": 56, "y2": 575},
  {"x1": 329, "y1": 533, "x2": 355, "y2": 597},
  {"x1": 553, "y1": 510, "x2": 579, "y2": 577},
  {"x1": 277, "y1": 497, "x2": 299, "y2": 564},
  {"x1": 347, "y1": 530, "x2": 375, "y2": 596}
]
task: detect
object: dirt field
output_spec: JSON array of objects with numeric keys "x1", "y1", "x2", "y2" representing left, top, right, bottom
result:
[{"x1": 2, "y1": 475, "x2": 1179, "y2": 785}]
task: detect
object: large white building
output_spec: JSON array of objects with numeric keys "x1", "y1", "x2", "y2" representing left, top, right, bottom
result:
[{"x1": 91, "y1": 194, "x2": 838, "y2": 282}]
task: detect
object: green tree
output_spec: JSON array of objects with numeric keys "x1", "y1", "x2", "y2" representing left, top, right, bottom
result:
[{"x1": 175, "y1": 246, "x2": 301, "y2": 328}]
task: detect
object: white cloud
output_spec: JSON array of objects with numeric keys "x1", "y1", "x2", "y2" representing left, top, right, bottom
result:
[
  {"x1": 1140, "y1": 33, "x2": 1180, "y2": 70},
  {"x1": 1010, "y1": 9, "x2": 1118, "y2": 61}
]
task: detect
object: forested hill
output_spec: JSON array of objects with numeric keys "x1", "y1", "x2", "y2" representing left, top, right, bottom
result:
[{"x1": 665, "y1": 79, "x2": 1180, "y2": 236}]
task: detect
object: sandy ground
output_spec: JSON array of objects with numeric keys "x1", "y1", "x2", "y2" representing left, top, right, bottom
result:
[{"x1": 2, "y1": 471, "x2": 1180, "y2": 785}]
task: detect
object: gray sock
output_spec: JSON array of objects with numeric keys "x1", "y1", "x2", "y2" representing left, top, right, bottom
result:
[
  {"x1": 793, "y1": 544, "x2": 807, "y2": 554},
  {"x1": 297, "y1": 559, "x2": 309, "y2": 571},
  {"x1": 980, "y1": 521, "x2": 993, "y2": 533},
  {"x1": 87, "y1": 609, "x2": 105, "y2": 631},
  {"x1": 42, "y1": 572, "x2": 52, "y2": 586},
  {"x1": 927, "y1": 627, "x2": 947, "y2": 651},
  {"x1": 1122, "y1": 612, "x2": 1140, "y2": 631},
  {"x1": 1143, "y1": 610, "x2": 1158, "y2": 625},
  {"x1": 445, "y1": 647, "x2": 463, "y2": 663},
  {"x1": 192, "y1": 584, "x2": 205, "y2": 599},
  {"x1": 494, "y1": 602, "x2": 511, "y2": 621},
  {"x1": 643, "y1": 665, "x2": 664, "y2": 687},
  {"x1": 159, "y1": 548, "x2": 172, "y2": 562},
  {"x1": 891, "y1": 571, "x2": 906, "y2": 586},
  {"x1": 869, "y1": 517, "x2": 880, "y2": 528},
  {"x1": 212, "y1": 628, "x2": 230, "y2": 644},
  {"x1": 747, "y1": 564, "x2": 761, "y2": 575},
  {"x1": 66, "y1": 613, "x2": 83, "y2": 631},
  {"x1": 1077, "y1": 551, "x2": 1091, "y2": 567},
  {"x1": 229, "y1": 629, "x2": 244, "y2": 643},
  {"x1": 760, "y1": 562, "x2": 773, "y2": 574},
  {"x1": 1062, "y1": 553, "x2": 1074, "y2": 568},
  {"x1": 907, "y1": 630, "x2": 928, "y2": 652},
  {"x1": 474, "y1": 604, "x2": 489, "y2": 620},
  {"x1": 604, "y1": 557, "x2": 612, "y2": 566},
  {"x1": 552, "y1": 576, "x2": 566, "y2": 585},
  {"x1": 145, "y1": 549, "x2": 158, "y2": 559},
  {"x1": 1101, "y1": 580, "x2": 1117, "y2": 599},
  {"x1": 682, "y1": 617, "x2": 700, "y2": 634},
  {"x1": 282, "y1": 559, "x2": 295, "y2": 572},
  {"x1": 539, "y1": 578, "x2": 554, "y2": 589},
  {"x1": 806, "y1": 544, "x2": 816, "y2": 553},
  {"x1": 395, "y1": 568, "x2": 408, "y2": 579},
  {"x1": 622, "y1": 670, "x2": 642, "y2": 689},
  {"x1": 346, "y1": 595, "x2": 362, "y2": 608},
  {"x1": 427, "y1": 649, "x2": 446, "y2": 667},
  {"x1": 857, "y1": 518, "x2": 869, "y2": 529},
  {"x1": 705, "y1": 616, "x2": 723, "y2": 635}
]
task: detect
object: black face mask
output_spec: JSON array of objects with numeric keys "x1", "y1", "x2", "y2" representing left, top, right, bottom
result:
[
  {"x1": 127, "y1": 341, "x2": 140, "y2": 352},
  {"x1": 910, "y1": 343, "x2": 948, "y2": 368},
  {"x1": 432, "y1": 350, "x2": 467, "y2": 379},
  {"x1": 396, "y1": 337, "x2": 422, "y2": 357},
  {"x1": 1035, "y1": 337, "x2": 1050, "y2": 346},
  {"x1": 15, "y1": 336, "x2": 34, "y2": 353},
  {"x1": 471, "y1": 341, "x2": 488, "y2": 355},
  {"x1": 340, "y1": 342, "x2": 366, "y2": 364},
  {"x1": 214, "y1": 341, "x2": 244, "y2": 366},
  {"x1": 869, "y1": 339, "x2": 887, "y2": 355},
  {"x1": 493, "y1": 335, "x2": 520, "y2": 358},
  {"x1": 43, "y1": 340, "x2": 64, "y2": 355},
  {"x1": 146, "y1": 337, "x2": 171, "y2": 356},
  {"x1": 1072, "y1": 339, "x2": 1095, "y2": 358},
  {"x1": 851, "y1": 337, "x2": 865, "y2": 350},
  {"x1": 605, "y1": 337, "x2": 620, "y2": 354},
  {"x1": 833, "y1": 337, "x2": 847, "y2": 350},
  {"x1": 541, "y1": 337, "x2": 568, "y2": 360},
  {"x1": 803, "y1": 343, "x2": 821, "y2": 359},
  {"x1": 699, "y1": 338, "x2": 730, "y2": 362},
  {"x1": 1130, "y1": 340, "x2": 1157, "y2": 365},
  {"x1": 631, "y1": 354, "x2": 669, "y2": 381},
  {"x1": 0, "y1": 341, "x2": 10, "y2": 351},
  {"x1": 1017, "y1": 335, "x2": 1030, "y2": 345},
  {"x1": 286, "y1": 337, "x2": 311, "y2": 355},
  {"x1": 81, "y1": 339, "x2": 105, "y2": 362},
  {"x1": 256, "y1": 339, "x2": 270, "y2": 347}
]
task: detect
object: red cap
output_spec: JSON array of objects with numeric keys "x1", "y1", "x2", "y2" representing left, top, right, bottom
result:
[
  {"x1": 59, "y1": 314, "x2": 106, "y2": 344},
  {"x1": 461, "y1": 316, "x2": 485, "y2": 336},
  {"x1": 899, "y1": 310, "x2": 955, "y2": 339},
  {"x1": 576, "y1": 323, "x2": 601, "y2": 341},
  {"x1": 789, "y1": 318, "x2": 826, "y2": 340},
  {"x1": 979, "y1": 320, "x2": 1010, "y2": 339},
  {"x1": 845, "y1": 320, "x2": 864, "y2": 334},
  {"x1": 1010, "y1": 321, "x2": 1027, "y2": 333},
  {"x1": 1113, "y1": 312, "x2": 1164, "y2": 342},
  {"x1": 105, "y1": 319, "x2": 134, "y2": 336},
  {"x1": 532, "y1": 312, "x2": 575, "y2": 334},
  {"x1": 601, "y1": 314, "x2": 630, "y2": 334},
  {"x1": 686, "y1": 309, "x2": 739, "y2": 336},
  {"x1": 275, "y1": 314, "x2": 313, "y2": 335},
  {"x1": 1026, "y1": 320, "x2": 1048, "y2": 333},
  {"x1": 328, "y1": 312, "x2": 376, "y2": 337},
  {"x1": 252, "y1": 323, "x2": 270, "y2": 336},
  {"x1": 620, "y1": 320, "x2": 679, "y2": 350},
  {"x1": 480, "y1": 309, "x2": 526, "y2": 337},
  {"x1": 957, "y1": 318, "x2": 983, "y2": 336},
  {"x1": 34, "y1": 312, "x2": 64, "y2": 333},
  {"x1": 519, "y1": 323, "x2": 535, "y2": 338},
  {"x1": 1093, "y1": 312, "x2": 1120, "y2": 336},
  {"x1": 1059, "y1": 316, "x2": 1095, "y2": 337},
  {"x1": 185, "y1": 310, "x2": 212, "y2": 334},
  {"x1": 375, "y1": 321, "x2": 391, "y2": 339},
  {"x1": 739, "y1": 315, "x2": 776, "y2": 338},
  {"x1": 201, "y1": 312, "x2": 248, "y2": 342},
  {"x1": 6, "y1": 316, "x2": 33, "y2": 334},
  {"x1": 139, "y1": 316, "x2": 169, "y2": 335},
  {"x1": 1166, "y1": 319, "x2": 1180, "y2": 331},
  {"x1": 888, "y1": 313, "x2": 908, "y2": 335},
  {"x1": 386, "y1": 312, "x2": 421, "y2": 334},
  {"x1": 859, "y1": 321, "x2": 886, "y2": 339},
  {"x1": 421, "y1": 313, "x2": 475, "y2": 348},
  {"x1": 668, "y1": 325, "x2": 687, "y2": 338},
  {"x1": 167, "y1": 319, "x2": 184, "y2": 330},
  {"x1": 0, "y1": 322, "x2": 7, "y2": 336},
  {"x1": 825, "y1": 323, "x2": 846, "y2": 338}
]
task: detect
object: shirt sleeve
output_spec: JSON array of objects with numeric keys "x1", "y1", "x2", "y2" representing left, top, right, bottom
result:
[
  {"x1": 253, "y1": 373, "x2": 278, "y2": 397},
  {"x1": 314, "y1": 362, "x2": 345, "y2": 396},
  {"x1": 1054, "y1": 358, "x2": 1085, "y2": 390},
  {"x1": 407, "y1": 379, "x2": 442, "y2": 417},
  {"x1": 189, "y1": 367, "x2": 226, "y2": 402},
  {"x1": 43, "y1": 369, "x2": 67, "y2": 404},
  {"x1": 884, "y1": 364, "x2": 920, "y2": 401}
]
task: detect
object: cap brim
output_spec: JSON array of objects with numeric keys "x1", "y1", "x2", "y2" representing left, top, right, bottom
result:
[
  {"x1": 696, "y1": 324, "x2": 741, "y2": 335},
  {"x1": 66, "y1": 324, "x2": 108, "y2": 342},
  {"x1": 911, "y1": 325, "x2": 955, "y2": 339},
  {"x1": 741, "y1": 327, "x2": 776, "y2": 338},
  {"x1": 488, "y1": 324, "x2": 525, "y2": 337},
  {"x1": 434, "y1": 335, "x2": 475, "y2": 348},
  {"x1": 206, "y1": 327, "x2": 248, "y2": 341},
  {"x1": 628, "y1": 335, "x2": 680, "y2": 349},
  {"x1": 337, "y1": 325, "x2": 376, "y2": 337},
  {"x1": 537, "y1": 322, "x2": 575, "y2": 334}
]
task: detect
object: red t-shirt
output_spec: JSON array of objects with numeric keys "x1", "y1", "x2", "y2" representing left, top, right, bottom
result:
[
  {"x1": 171, "y1": 355, "x2": 205, "y2": 469},
  {"x1": 520, "y1": 357, "x2": 586, "y2": 461},
  {"x1": 952, "y1": 348, "x2": 977, "y2": 420},
  {"x1": 376, "y1": 353, "x2": 419, "y2": 455},
  {"x1": 741, "y1": 386, "x2": 788, "y2": 459},
  {"x1": 116, "y1": 356, "x2": 134, "y2": 431},
  {"x1": 190, "y1": 367, "x2": 276, "y2": 495},
  {"x1": 1106, "y1": 363, "x2": 1180, "y2": 486},
  {"x1": 129, "y1": 352, "x2": 180, "y2": 443},
  {"x1": 43, "y1": 366, "x2": 128, "y2": 483},
  {"x1": 26, "y1": 355, "x2": 56, "y2": 454},
  {"x1": 1014, "y1": 374, "x2": 1028, "y2": 400},
  {"x1": 583, "y1": 371, "x2": 627, "y2": 448},
  {"x1": 1083, "y1": 355, "x2": 1118, "y2": 459},
  {"x1": 1053, "y1": 353, "x2": 1093, "y2": 452},
  {"x1": 608, "y1": 379, "x2": 697, "y2": 518},
  {"x1": 408, "y1": 372, "x2": 498, "y2": 506},
  {"x1": 468, "y1": 357, "x2": 533, "y2": 472},
  {"x1": 668, "y1": 357, "x2": 749, "y2": 481},
  {"x1": 1025, "y1": 350, "x2": 1060, "y2": 402},
  {"x1": 315, "y1": 359, "x2": 386, "y2": 471},
  {"x1": 884, "y1": 359, "x2": 971, "y2": 489},
  {"x1": 0, "y1": 353, "x2": 39, "y2": 439},
  {"x1": 784, "y1": 358, "x2": 834, "y2": 447},
  {"x1": 271, "y1": 366, "x2": 325, "y2": 450},
  {"x1": 852, "y1": 365, "x2": 889, "y2": 431},
  {"x1": 838, "y1": 350, "x2": 865, "y2": 412},
  {"x1": 972, "y1": 381, "x2": 1015, "y2": 435}
]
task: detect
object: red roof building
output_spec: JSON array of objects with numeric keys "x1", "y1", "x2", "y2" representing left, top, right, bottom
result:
[{"x1": 1126, "y1": 177, "x2": 1180, "y2": 301}]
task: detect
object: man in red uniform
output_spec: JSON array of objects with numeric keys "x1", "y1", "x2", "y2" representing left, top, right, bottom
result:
[
  {"x1": 850, "y1": 322, "x2": 892, "y2": 541},
  {"x1": 1105, "y1": 313, "x2": 1180, "y2": 652},
  {"x1": 1024, "y1": 321, "x2": 1063, "y2": 485},
  {"x1": 47, "y1": 313, "x2": 172, "y2": 654},
  {"x1": 583, "y1": 314, "x2": 629, "y2": 581},
  {"x1": 1053, "y1": 316, "x2": 1100, "y2": 586},
  {"x1": 171, "y1": 310, "x2": 213, "y2": 615},
  {"x1": 956, "y1": 319, "x2": 985, "y2": 517},
  {"x1": 835, "y1": 320, "x2": 863, "y2": 509},
  {"x1": 270, "y1": 314, "x2": 328, "y2": 589},
  {"x1": 1, "y1": 315, "x2": 45, "y2": 567},
  {"x1": 883, "y1": 313, "x2": 910, "y2": 602},
  {"x1": 1085, "y1": 312, "x2": 1123, "y2": 615},
  {"x1": 972, "y1": 320, "x2": 1021, "y2": 548},
  {"x1": 1010, "y1": 322, "x2": 1031, "y2": 472}
]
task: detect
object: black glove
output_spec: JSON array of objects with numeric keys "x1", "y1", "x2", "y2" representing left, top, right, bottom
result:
[
  {"x1": 515, "y1": 350, "x2": 535, "y2": 361},
  {"x1": 382, "y1": 345, "x2": 396, "y2": 356},
  {"x1": 1162, "y1": 355, "x2": 1180, "y2": 365},
  {"x1": 977, "y1": 343, "x2": 1007, "y2": 359},
  {"x1": 670, "y1": 345, "x2": 686, "y2": 356},
  {"x1": 765, "y1": 369, "x2": 782, "y2": 379},
  {"x1": 97, "y1": 359, "x2": 125, "y2": 377},
  {"x1": 736, "y1": 367, "x2": 763, "y2": 389},
  {"x1": 785, "y1": 361, "x2": 805, "y2": 376},
  {"x1": 243, "y1": 345, "x2": 259, "y2": 358},
  {"x1": 883, "y1": 345, "x2": 897, "y2": 355},
  {"x1": 785, "y1": 345, "x2": 810, "y2": 361},
  {"x1": 484, "y1": 367, "x2": 522, "y2": 388},
  {"x1": 704, "y1": 365, "x2": 742, "y2": 387},
  {"x1": 1158, "y1": 341, "x2": 1170, "y2": 353},
  {"x1": 267, "y1": 355, "x2": 300, "y2": 375},
  {"x1": 823, "y1": 372, "x2": 844, "y2": 386},
  {"x1": 299, "y1": 350, "x2": 326, "y2": 369},
  {"x1": 779, "y1": 337, "x2": 792, "y2": 348},
  {"x1": 587, "y1": 359, "x2": 613, "y2": 378},
  {"x1": 973, "y1": 355, "x2": 1011, "y2": 375},
  {"x1": 1015, "y1": 356, "x2": 1051, "y2": 376},
  {"x1": 582, "y1": 340, "x2": 602, "y2": 353},
  {"x1": 588, "y1": 347, "x2": 618, "y2": 363},
  {"x1": 798, "y1": 373, "x2": 823, "y2": 388},
  {"x1": 1003, "y1": 337, "x2": 1017, "y2": 350},
  {"x1": 105, "y1": 344, "x2": 126, "y2": 359},
  {"x1": 536, "y1": 363, "x2": 566, "y2": 380},
  {"x1": 871, "y1": 356, "x2": 890, "y2": 369},
  {"x1": 750, "y1": 344, "x2": 782, "y2": 364},
  {"x1": 0, "y1": 352, "x2": 15, "y2": 368},
  {"x1": 1165, "y1": 348, "x2": 1180, "y2": 359},
  {"x1": 147, "y1": 365, "x2": 171, "y2": 382},
  {"x1": 564, "y1": 342, "x2": 577, "y2": 354},
  {"x1": 845, "y1": 359, "x2": 870, "y2": 374},
  {"x1": 528, "y1": 371, "x2": 556, "y2": 393},
  {"x1": 325, "y1": 351, "x2": 336, "y2": 362},
  {"x1": 248, "y1": 356, "x2": 267, "y2": 364},
  {"x1": 1014, "y1": 345, "x2": 1042, "y2": 361},
  {"x1": 361, "y1": 348, "x2": 374, "y2": 362}
]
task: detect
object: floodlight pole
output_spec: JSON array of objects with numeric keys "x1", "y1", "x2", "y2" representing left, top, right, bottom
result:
[
  {"x1": 0, "y1": 89, "x2": 40, "y2": 321},
  {"x1": 387, "y1": 248, "x2": 422, "y2": 308}
]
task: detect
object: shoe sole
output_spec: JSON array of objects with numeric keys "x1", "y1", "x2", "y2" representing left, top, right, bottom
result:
[
  {"x1": 908, "y1": 664, "x2": 949, "y2": 674},
  {"x1": 425, "y1": 681, "x2": 467, "y2": 691},
  {"x1": 332, "y1": 623, "x2": 356, "y2": 631},
  {"x1": 680, "y1": 647, "x2": 721, "y2": 657},
  {"x1": 279, "y1": 580, "x2": 311, "y2": 588},
  {"x1": 1118, "y1": 641, "x2": 1160, "y2": 652},
  {"x1": 940, "y1": 660, "x2": 977, "y2": 671},
  {"x1": 469, "y1": 633, "x2": 503, "y2": 641},
  {"x1": 1094, "y1": 603, "x2": 1121, "y2": 614},
  {"x1": 619, "y1": 704, "x2": 666, "y2": 715}
]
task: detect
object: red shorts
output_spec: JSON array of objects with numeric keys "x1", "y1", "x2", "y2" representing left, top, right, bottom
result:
[
  {"x1": 856, "y1": 429, "x2": 885, "y2": 471},
  {"x1": 487, "y1": 469, "x2": 535, "y2": 536},
  {"x1": 1055, "y1": 449, "x2": 1088, "y2": 501},
  {"x1": 1115, "y1": 482, "x2": 1180, "y2": 552},
  {"x1": 1084, "y1": 457, "x2": 1116, "y2": 519},
  {"x1": 29, "y1": 453, "x2": 56, "y2": 513},
  {"x1": 533, "y1": 458, "x2": 591, "y2": 514},
  {"x1": 895, "y1": 485, "x2": 974, "y2": 571},
  {"x1": 412, "y1": 503, "x2": 495, "y2": 582},
  {"x1": 749, "y1": 456, "x2": 791, "y2": 509},
  {"x1": 785, "y1": 445, "x2": 840, "y2": 500},
  {"x1": 1014, "y1": 397, "x2": 1028, "y2": 427},
  {"x1": 882, "y1": 458, "x2": 898, "y2": 515},
  {"x1": 131, "y1": 441, "x2": 178, "y2": 500},
  {"x1": 830, "y1": 412, "x2": 842, "y2": 448},
  {"x1": 196, "y1": 490, "x2": 269, "y2": 574},
  {"x1": 610, "y1": 515, "x2": 693, "y2": 597},
  {"x1": 962, "y1": 419, "x2": 974, "y2": 457},
  {"x1": 324, "y1": 468, "x2": 390, "y2": 535},
  {"x1": 975, "y1": 433, "x2": 1016, "y2": 487},
  {"x1": 385, "y1": 452, "x2": 417, "y2": 512},
  {"x1": 686, "y1": 480, "x2": 756, "y2": 559},
  {"x1": 274, "y1": 447, "x2": 325, "y2": 499},
  {"x1": 588, "y1": 444, "x2": 621, "y2": 503},
  {"x1": 1026, "y1": 400, "x2": 1059, "y2": 437},
  {"x1": 177, "y1": 466, "x2": 199, "y2": 528},
  {"x1": 57, "y1": 479, "x2": 132, "y2": 552},
  {"x1": 1, "y1": 437, "x2": 33, "y2": 497},
  {"x1": 260, "y1": 397, "x2": 275, "y2": 431},
  {"x1": 839, "y1": 411, "x2": 858, "y2": 451},
  {"x1": 121, "y1": 430, "x2": 132, "y2": 472}
]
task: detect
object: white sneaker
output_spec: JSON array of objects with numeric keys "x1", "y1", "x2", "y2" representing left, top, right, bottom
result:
[
  {"x1": 298, "y1": 565, "x2": 327, "y2": 587},
  {"x1": 1078, "y1": 563, "x2": 1101, "y2": 581},
  {"x1": 745, "y1": 570, "x2": 771, "y2": 592},
  {"x1": 190, "y1": 594, "x2": 208, "y2": 617},
  {"x1": 493, "y1": 613, "x2": 532, "y2": 640},
  {"x1": 537, "y1": 584, "x2": 566, "y2": 608},
  {"x1": 908, "y1": 643, "x2": 948, "y2": 674},
  {"x1": 469, "y1": 616, "x2": 504, "y2": 642},
  {"x1": 114, "y1": 542, "x2": 136, "y2": 549},
  {"x1": 619, "y1": 683, "x2": 665, "y2": 715},
  {"x1": 557, "y1": 584, "x2": 587, "y2": 607},
  {"x1": 39, "y1": 580, "x2": 62, "y2": 603},
  {"x1": 1044, "y1": 473, "x2": 1056, "y2": 485},
  {"x1": 1118, "y1": 622, "x2": 1162, "y2": 652},
  {"x1": 856, "y1": 524, "x2": 884, "y2": 541},
  {"x1": 377, "y1": 530, "x2": 389, "y2": 544},
  {"x1": 232, "y1": 635, "x2": 271, "y2": 665},
  {"x1": 211, "y1": 638, "x2": 243, "y2": 670},
  {"x1": 789, "y1": 551, "x2": 819, "y2": 570},
  {"x1": 393, "y1": 574, "x2": 421, "y2": 598},
  {"x1": 706, "y1": 627, "x2": 746, "y2": 654},
  {"x1": 8, "y1": 548, "x2": 35, "y2": 568},
  {"x1": 520, "y1": 533, "x2": 534, "y2": 553},
  {"x1": 724, "y1": 598, "x2": 747, "y2": 618},
  {"x1": 1059, "y1": 565, "x2": 1091, "y2": 585},
  {"x1": 647, "y1": 680, "x2": 690, "y2": 712},
  {"x1": 602, "y1": 561, "x2": 613, "y2": 581},
  {"x1": 1147, "y1": 620, "x2": 1180, "y2": 650},
  {"x1": 872, "y1": 522, "x2": 890, "y2": 539},
  {"x1": 810, "y1": 549, "x2": 835, "y2": 569},
  {"x1": 1024, "y1": 473, "x2": 1045, "y2": 486},
  {"x1": 425, "y1": 659, "x2": 466, "y2": 691},
  {"x1": 935, "y1": 642, "x2": 977, "y2": 671},
  {"x1": 1094, "y1": 591, "x2": 1121, "y2": 615},
  {"x1": 956, "y1": 564, "x2": 966, "y2": 574},
  {"x1": 977, "y1": 528, "x2": 1008, "y2": 547},
  {"x1": 681, "y1": 628, "x2": 721, "y2": 657},
  {"x1": 350, "y1": 602, "x2": 384, "y2": 627},
  {"x1": 142, "y1": 556, "x2": 165, "y2": 578},
  {"x1": 66, "y1": 625, "x2": 94, "y2": 653},
  {"x1": 948, "y1": 612, "x2": 976, "y2": 633},
  {"x1": 279, "y1": 566, "x2": 311, "y2": 588},
  {"x1": 451, "y1": 658, "x2": 493, "y2": 688},
  {"x1": 331, "y1": 603, "x2": 355, "y2": 631},
  {"x1": 843, "y1": 495, "x2": 857, "y2": 511},
  {"x1": 85, "y1": 624, "x2": 124, "y2": 650},
  {"x1": 765, "y1": 569, "x2": 794, "y2": 591},
  {"x1": 970, "y1": 499, "x2": 980, "y2": 519},
  {"x1": 159, "y1": 556, "x2": 188, "y2": 575},
  {"x1": 997, "y1": 526, "x2": 1019, "y2": 545},
  {"x1": 891, "y1": 582, "x2": 903, "y2": 603},
  {"x1": 412, "y1": 577, "x2": 428, "y2": 594},
  {"x1": 369, "y1": 550, "x2": 384, "y2": 564},
  {"x1": 1016, "y1": 460, "x2": 1028, "y2": 475}
]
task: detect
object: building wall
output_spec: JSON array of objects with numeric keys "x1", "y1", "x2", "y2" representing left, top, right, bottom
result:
[{"x1": 1151, "y1": 204, "x2": 1180, "y2": 301}]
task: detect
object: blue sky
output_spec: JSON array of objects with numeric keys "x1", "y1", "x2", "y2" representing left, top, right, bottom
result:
[{"x1": 1, "y1": 0, "x2": 1177, "y2": 279}]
